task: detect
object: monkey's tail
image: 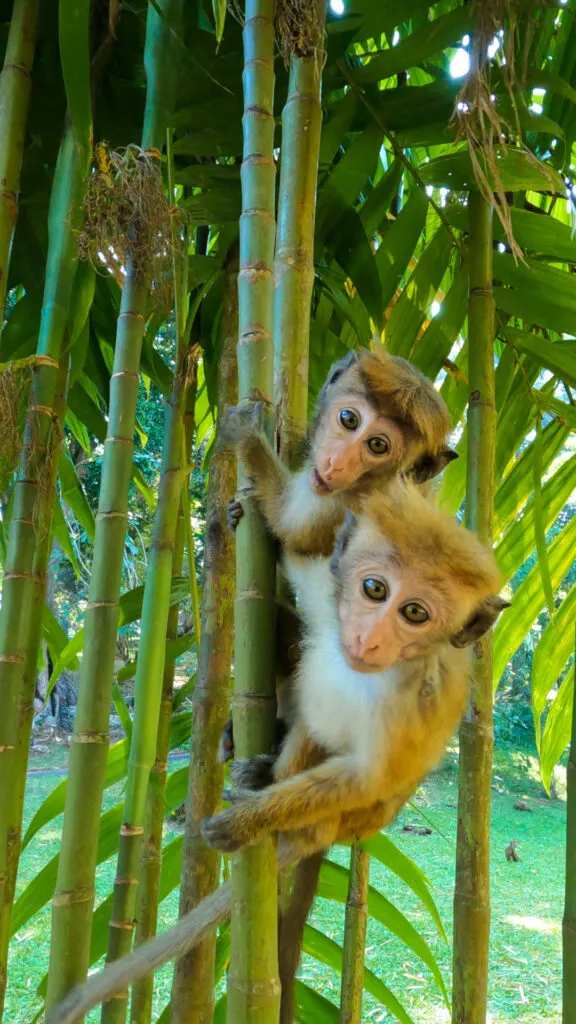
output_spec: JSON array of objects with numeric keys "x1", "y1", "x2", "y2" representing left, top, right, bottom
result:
[
  {"x1": 279, "y1": 850, "x2": 325, "y2": 1024},
  {"x1": 44, "y1": 880, "x2": 232, "y2": 1024}
]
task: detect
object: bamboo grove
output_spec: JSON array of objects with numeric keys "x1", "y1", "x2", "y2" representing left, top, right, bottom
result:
[{"x1": 0, "y1": 0, "x2": 575, "y2": 1022}]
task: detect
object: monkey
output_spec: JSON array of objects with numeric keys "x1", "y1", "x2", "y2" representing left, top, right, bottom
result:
[
  {"x1": 44, "y1": 483, "x2": 509, "y2": 1024},
  {"x1": 505, "y1": 840, "x2": 520, "y2": 862},
  {"x1": 219, "y1": 346, "x2": 458, "y2": 765}
]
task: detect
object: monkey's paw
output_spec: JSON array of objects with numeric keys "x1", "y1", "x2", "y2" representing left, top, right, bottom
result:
[
  {"x1": 230, "y1": 754, "x2": 276, "y2": 791},
  {"x1": 218, "y1": 718, "x2": 235, "y2": 763},
  {"x1": 226, "y1": 500, "x2": 244, "y2": 533},
  {"x1": 200, "y1": 808, "x2": 251, "y2": 853},
  {"x1": 219, "y1": 402, "x2": 265, "y2": 447}
]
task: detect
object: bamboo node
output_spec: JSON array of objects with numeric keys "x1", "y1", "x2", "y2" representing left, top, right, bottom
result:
[
  {"x1": 120, "y1": 824, "x2": 144, "y2": 837},
  {"x1": 28, "y1": 404, "x2": 54, "y2": 416},
  {"x1": 0, "y1": 189, "x2": 17, "y2": 202},
  {"x1": 70, "y1": 730, "x2": 109, "y2": 744},
  {"x1": 0, "y1": 653, "x2": 25, "y2": 664},
  {"x1": 85, "y1": 599, "x2": 118, "y2": 609},
  {"x1": 3, "y1": 60, "x2": 32, "y2": 79},
  {"x1": 52, "y1": 887, "x2": 94, "y2": 907},
  {"x1": 104, "y1": 436, "x2": 134, "y2": 445},
  {"x1": 111, "y1": 370, "x2": 140, "y2": 380},
  {"x1": 0, "y1": 744, "x2": 16, "y2": 752},
  {"x1": 109, "y1": 920, "x2": 135, "y2": 932},
  {"x1": 96, "y1": 510, "x2": 128, "y2": 520},
  {"x1": 244, "y1": 106, "x2": 275, "y2": 120},
  {"x1": 118, "y1": 310, "x2": 146, "y2": 321},
  {"x1": 34, "y1": 355, "x2": 60, "y2": 368},
  {"x1": 232, "y1": 692, "x2": 273, "y2": 708},
  {"x1": 114, "y1": 876, "x2": 139, "y2": 885},
  {"x1": 3, "y1": 572, "x2": 35, "y2": 581},
  {"x1": 469, "y1": 287, "x2": 493, "y2": 297}
]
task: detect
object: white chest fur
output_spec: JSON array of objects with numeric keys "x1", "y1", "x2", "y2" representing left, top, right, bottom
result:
[
  {"x1": 278, "y1": 469, "x2": 339, "y2": 536},
  {"x1": 296, "y1": 625, "x2": 399, "y2": 763}
]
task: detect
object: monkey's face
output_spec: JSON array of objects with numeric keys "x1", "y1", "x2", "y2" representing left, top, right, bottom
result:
[{"x1": 311, "y1": 393, "x2": 406, "y2": 496}]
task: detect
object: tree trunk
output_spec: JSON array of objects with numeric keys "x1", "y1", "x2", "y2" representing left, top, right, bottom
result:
[
  {"x1": 171, "y1": 253, "x2": 238, "y2": 1024},
  {"x1": 563, "y1": 629, "x2": 576, "y2": 1023},
  {"x1": 451, "y1": 192, "x2": 496, "y2": 1024},
  {"x1": 0, "y1": 117, "x2": 84, "y2": 1017},
  {"x1": 45, "y1": 7, "x2": 184, "y2": 1002},
  {"x1": 0, "y1": 0, "x2": 38, "y2": 323},
  {"x1": 339, "y1": 846, "x2": 369, "y2": 1024},
  {"x1": 227, "y1": 1, "x2": 280, "y2": 1021}
]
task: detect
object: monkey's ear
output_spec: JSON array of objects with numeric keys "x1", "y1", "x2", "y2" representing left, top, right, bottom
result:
[
  {"x1": 319, "y1": 350, "x2": 359, "y2": 402},
  {"x1": 410, "y1": 449, "x2": 459, "y2": 485},
  {"x1": 450, "y1": 595, "x2": 511, "y2": 649},
  {"x1": 330, "y1": 508, "x2": 357, "y2": 575}
]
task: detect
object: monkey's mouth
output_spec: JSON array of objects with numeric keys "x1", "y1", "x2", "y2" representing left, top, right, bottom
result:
[
  {"x1": 341, "y1": 647, "x2": 382, "y2": 674},
  {"x1": 311, "y1": 468, "x2": 333, "y2": 494}
]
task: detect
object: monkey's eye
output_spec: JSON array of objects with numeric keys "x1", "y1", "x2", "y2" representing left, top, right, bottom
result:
[
  {"x1": 367, "y1": 435, "x2": 390, "y2": 456},
  {"x1": 362, "y1": 578, "x2": 388, "y2": 601},
  {"x1": 401, "y1": 602, "x2": 430, "y2": 624},
  {"x1": 339, "y1": 408, "x2": 360, "y2": 431}
]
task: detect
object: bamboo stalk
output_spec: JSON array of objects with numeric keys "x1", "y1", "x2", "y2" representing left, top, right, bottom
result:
[
  {"x1": 0, "y1": 118, "x2": 84, "y2": 1016},
  {"x1": 562, "y1": 628, "x2": 576, "y2": 1023},
  {"x1": 339, "y1": 846, "x2": 370, "y2": 1024},
  {"x1": 171, "y1": 254, "x2": 238, "y2": 1024},
  {"x1": 0, "y1": 0, "x2": 38, "y2": 322},
  {"x1": 273, "y1": 0, "x2": 325, "y2": 468},
  {"x1": 451, "y1": 192, "x2": 496, "y2": 1024},
  {"x1": 227, "y1": 0, "x2": 280, "y2": 1020}
]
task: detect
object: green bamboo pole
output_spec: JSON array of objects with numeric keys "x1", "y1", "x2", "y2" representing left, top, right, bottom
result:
[
  {"x1": 273, "y1": 0, "x2": 325, "y2": 468},
  {"x1": 339, "y1": 846, "x2": 370, "y2": 1024},
  {"x1": 563, "y1": 629, "x2": 576, "y2": 1023},
  {"x1": 45, "y1": 5, "x2": 184, "y2": 1005},
  {"x1": 227, "y1": 1, "x2": 280, "y2": 1021},
  {"x1": 171, "y1": 256, "x2": 238, "y2": 1024},
  {"x1": 452, "y1": 192, "x2": 496, "y2": 1024},
  {"x1": 0, "y1": 118, "x2": 84, "y2": 1016},
  {"x1": 0, "y1": 0, "x2": 38, "y2": 323}
]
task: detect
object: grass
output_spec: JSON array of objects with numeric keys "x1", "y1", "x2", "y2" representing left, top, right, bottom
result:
[{"x1": 8, "y1": 742, "x2": 565, "y2": 1023}]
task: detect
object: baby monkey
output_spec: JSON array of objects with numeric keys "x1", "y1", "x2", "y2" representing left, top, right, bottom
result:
[
  {"x1": 219, "y1": 346, "x2": 457, "y2": 763},
  {"x1": 45, "y1": 482, "x2": 508, "y2": 1024}
]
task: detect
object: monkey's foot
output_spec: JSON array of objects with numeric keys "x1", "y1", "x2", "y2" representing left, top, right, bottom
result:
[
  {"x1": 230, "y1": 754, "x2": 276, "y2": 791},
  {"x1": 226, "y1": 500, "x2": 243, "y2": 533},
  {"x1": 218, "y1": 718, "x2": 234, "y2": 762},
  {"x1": 201, "y1": 807, "x2": 252, "y2": 853}
]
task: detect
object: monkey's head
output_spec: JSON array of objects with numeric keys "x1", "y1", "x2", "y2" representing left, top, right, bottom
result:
[
  {"x1": 329, "y1": 480, "x2": 509, "y2": 674},
  {"x1": 310, "y1": 348, "x2": 456, "y2": 498}
]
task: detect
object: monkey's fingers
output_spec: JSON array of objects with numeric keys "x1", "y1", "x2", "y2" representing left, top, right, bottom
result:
[
  {"x1": 221, "y1": 787, "x2": 256, "y2": 803},
  {"x1": 226, "y1": 499, "x2": 243, "y2": 533},
  {"x1": 200, "y1": 809, "x2": 251, "y2": 853},
  {"x1": 218, "y1": 718, "x2": 235, "y2": 762},
  {"x1": 230, "y1": 753, "x2": 276, "y2": 790}
]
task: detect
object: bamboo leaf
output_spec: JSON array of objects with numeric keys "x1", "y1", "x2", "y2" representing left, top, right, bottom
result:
[
  {"x1": 212, "y1": 0, "x2": 227, "y2": 43},
  {"x1": 533, "y1": 584, "x2": 576, "y2": 750},
  {"x1": 359, "y1": 158, "x2": 402, "y2": 237},
  {"x1": 385, "y1": 228, "x2": 454, "y2": 359},
  {"x1": 318, "y1": 860, "x2": 448, "y2": 1005},
  {"x1": 532, "y1": 417, "x2": 556, "y2": 620},
  {"x1": 448, "y1": 206, "x2": 576, "y2": 265},
  {"x1": 52, "y1": 498, "x2": 80, "y2": 577},
  {"x1": 116, "y1": 633, "x2": 195, "y2": 683},
  {"x1": 493, "y1": 515, "x2": 576, "y2": 683},
  {"x1": 303, "y1": 925, "x2": 414, "y2": 1024},
  {"x1": 376, "y1": 187, "x2": 428, "y2": 310},
  {"x1": 42, "y1": 603, "x2": 79, "y2": 673},
  {"x1": 494, "y1": 420, "x2": 569, "y2": 538},
  {"x1": 353, "y1": 6, "x2": 472, "y2": 85},
  {"x1": 294, "y1": 981, "x2": 339, "y2": 1024},
  {"x1": 504, "y1": 327, "x2": 576, "y2": 389},
  {"x1": 494, "y1": 255, "x2": 576, "y2": 336},
  {"x1": 316, "y1": 124, "x2": 383, "y2": 247},
  {"x1": 58, "y1": 0, "x2": 92, "y2": 167},
  {"x1": 420, "y1": 149, "x2": 564, "y2": 193},
  {"x1": 540, "y1": 670, "x2": 574, "y2": 793},
  {"x1": 327, "y1": 206, "x2": 383, "y2": 322},
  {"x1": 58, "y1": 448, "x2": 95, "y2": 540},
  {"x1": 358, "y1": 833, "x2": 447, "y2": 942},
  {"x1": 111, "y1": 681, "x2": 133, "y2": 743},
  {"x1": 409, "y1": 255, "x2": 468, "y2": 378}
]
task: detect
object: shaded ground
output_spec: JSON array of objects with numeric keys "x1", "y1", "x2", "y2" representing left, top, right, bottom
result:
[{"x1": 9, "y1": 743, "x2": 564, "y2": 1023}]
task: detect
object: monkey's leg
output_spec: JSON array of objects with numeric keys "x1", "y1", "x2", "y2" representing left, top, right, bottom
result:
[
  {"x1": 201, "y1": 753, "x2": 377, "y2": 853},
  {"x1": 278, "y1": 851, "x2": 325, "y2": 1024}
]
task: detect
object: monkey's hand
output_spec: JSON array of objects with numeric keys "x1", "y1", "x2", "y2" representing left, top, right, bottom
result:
[
  {"x1": 226, "y1": 499, "x2": 243, "y2": 533},
  {"x1": 201, "y1": 803, "x2": 258, "y2": 853},
  {"x1": 219, "y1": 402, "x2": 266, "y2": 448},
  {"x1": 217, "y1": 719, "x2": 235, "y2": 763},
  {"x1": 230, "y1": 754, "x2": 276, "y2": 791}
]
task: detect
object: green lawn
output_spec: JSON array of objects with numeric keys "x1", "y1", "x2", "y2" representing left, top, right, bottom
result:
[{"x1": 8, "y1": 743, "x2": 564, "y2": 1023}]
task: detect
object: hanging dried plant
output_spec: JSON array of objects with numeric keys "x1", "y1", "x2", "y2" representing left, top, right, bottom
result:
[
  {"x1": 451, "y1": 1, "x2": 555, "y2": 261},
  {"x1": 275, "y1": 0, "x2": 325, "y2": 65},
  {"x1": 0, "y1": 359, "x2": 31, "y2": 494},
  {"x1": 78, "y1": 142, "x2": 183, "y2": 308}
]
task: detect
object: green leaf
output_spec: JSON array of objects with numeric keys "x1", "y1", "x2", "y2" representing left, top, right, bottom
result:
[
  {"x1": 494, "y1": 255, "x2": 576, "y2": 336},
  {"x1": 493, "y1": 515, "x2": 576, "y2": 683},
  {"x1": 532, "y1": 417, "x2": 556, "y2": 620},
  {"x1": 0, "y1": 290, "x2": 41, "y2": 361},
  {"x1": 533, "y1": 584, "x2": 576, "y2": 753},
  {"x1": 360, "y1": 158, "x2": 402, "y2": 237},
  {"x1": 59, "y1": 1, "x2": 92, "y2": 168},
  {"x1": 66, "y1": 261, "x2": 96, "y2": 356},
  {"x1": 420, "y1": 149, "x2": 564, "y2": 194},
  {"x1": 294, "y1": 981, "x2": 339, "y2": 1024},
  {"x1": 376, "y1": 188, "x2": 428, "y2": 310},
  {"x1": 52, "y1": 498, "x2": 80, "y2": 577},
  {"x1": 359, "y1": 833, "x2": 447, "y2": 942},
  {"x1": 212, "y1": 0, "x2": 227, "y2": 43},
  {"x1": 410, "y1": 259, "x2": 468, "y2": 380},
  {"x1": 494, "y1": 419, "x2": 569, "y2": 538},
  {"x1": 353, "y1": 6, "x2": 472, "y2": 85},
  {"x1": 448, "y1": 206, "x2": 576, "y2": 265},
  {"x1": 316, "y1": 124, "x2": 383, "y2": 248},
  {"x1": 504, "y1": 327, "x2": 576, "y2": 389},
  {"x1": 117, "y1": 634, "x2": 195, "y2": 683},
  {"x1": 327, "y1": 207, "x2": 384, "y2": 322},
  {"x1": 111, "y1": 681, "x2": 133, "y2": 743},
  {"x1": 58, "y1": 448, "x2": 95, "y2": 540},
  {"x1": 303, "y1": 925, "x2": 413, "y2": 1024},
  {"x1": 385, "y1": 228, "x2": 454, "y2": 359},
  {"x1": 495, "y1": 454, "x2": 576, "y2": 584},
  {"x1": 318, "y1": 860, "x2": 448, "y2": 1005},
  {"x1": 42, "y1": 603, "x2": 79, "y2": 672},
  {"x1": 540, "y1": 670, "x2": 574, "y2": 793}
]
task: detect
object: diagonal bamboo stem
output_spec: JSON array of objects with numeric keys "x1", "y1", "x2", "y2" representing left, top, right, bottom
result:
[
  {"x1": 451, "y1": 191, "x2": 496, "y2": 1024},
  {"x1": 0, "y1": 117, "x2": 84, "y2": 1017},
  {"x1": 171, "y1": 253, "x2": 238, "y2": 1024},
  {"x1": 227, "y1": 1, "x2": 280, "y2": 1021},
  {"x1": 339, "y1": 846, "x2": 370, "y2": 1024},
  {"x1": 0, "y1": 0, "x2": 38, "y2": 323}
]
